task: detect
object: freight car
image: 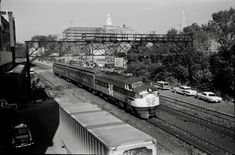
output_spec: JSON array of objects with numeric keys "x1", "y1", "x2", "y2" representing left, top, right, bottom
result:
[
  {"x1": 58, "y1": 102, "x2": 157, "y2": 154},
  {"x1": 0, "y1": 64, "x2": 28, "y2": 104},
  {"x1": 53, "y1": 62, "x2": 160, "y2": 119}
]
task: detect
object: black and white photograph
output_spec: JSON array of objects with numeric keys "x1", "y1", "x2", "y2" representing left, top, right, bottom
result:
[{"x1": 0, "y1": 0, "x2": 234, "y2": 154}]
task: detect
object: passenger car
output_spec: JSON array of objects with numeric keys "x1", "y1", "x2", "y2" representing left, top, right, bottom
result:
[
  {"x1": 154, "y1": 81, "x2": 171, "y2": 90},
  {"x1": 11, "y1": 123, "x2": 34, "y2": 148},
  {"x1": 172, "y1": 85, "x2": 197, "y2": 96},
  {"x1": 195, "y1": 92, "x2": 222, "y2": 103}
]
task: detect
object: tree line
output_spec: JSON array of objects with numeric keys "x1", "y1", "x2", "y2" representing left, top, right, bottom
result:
[{"x1": 126, "y1": 8, "x2": 234, "y2": 100}]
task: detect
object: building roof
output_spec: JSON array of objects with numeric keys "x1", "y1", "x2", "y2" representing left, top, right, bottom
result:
[{"x1": 59, "y1": 14, "x2": 137, "y2": 41}]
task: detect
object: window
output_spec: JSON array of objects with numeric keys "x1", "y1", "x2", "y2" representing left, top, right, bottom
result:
[
  {"x1": 123, "y1": 147, "x2": 153, "y2": 155},
  {"x1": 69, "y1": 70, "x2": 76, "y2": 78},
  {"x1": 208, "y1": 93, "x2": 216, "y2": 97},
  {"x1": 126, "y1": 90, "x2": 135, "y2": 97},
  {"x1": 0, "y1": 16, "x2": 11, "y2": 51},
  {"x1": 163, "y1": 82, "x2": 169, "y2": 86},
  {"x1": 55, "y1": 66, "x2": 65, "y2": 72},
  {"x1": 95, "y1": 80, "x2": 108, "y2": 88},
  {"x1": 125, "y1": 84, "x2": 132, "y2": 90},
  {"x1": 181, "y1": 86, "x2": 190, "y2": 90},
  {"x1": 113, "y1": 86, "x2": 126, "y2": 94},
  {"x1": 132, "y1": 81, "x2": 143, "y2": 88}
]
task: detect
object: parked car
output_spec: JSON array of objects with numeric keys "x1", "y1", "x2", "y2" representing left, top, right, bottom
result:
[
  {"x1": 172, "y1": 86, "x2": 197, "y2": 96},
  {"x1": 195, "y1": 92, "x2": 222, "y2": 103},
  {"x1": 0, "y1": 99, "x2": 18, "y2": 111},
  {"x1": 11, "y1": 123, "x2": 34, "y2": 148},
  {"x1": 154, "y1": 81, "x2": 171, "y2": 90}
]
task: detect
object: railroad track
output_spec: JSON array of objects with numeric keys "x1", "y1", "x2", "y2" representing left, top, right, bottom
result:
[
  {"x1": 36, "y1": 72, "x2": 75, "y2": 90},
  {"x1": 33, "y1": 73, "x2": 62, "y2": 98},
  {"x1": 156, "y1": 95, "x2": 235, "y2": 154},
  {"x1": 148, "y1": 116, "x2": 234, "y2": 155},
  {"x1": 159, "y1": 104, "x2": 235, "y2": 139},
  {"x1": 160, "y1": 95, "x2": 235, "y2": 129}
]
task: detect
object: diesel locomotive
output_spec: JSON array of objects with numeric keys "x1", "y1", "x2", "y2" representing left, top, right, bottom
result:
[{"x1": 53, "y1": 62, "x2": 160, "y2": 119}]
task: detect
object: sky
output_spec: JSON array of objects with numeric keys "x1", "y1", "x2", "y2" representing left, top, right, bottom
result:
[{"x1": 1, "y1": 0, "x2": 234, "y2": 43}]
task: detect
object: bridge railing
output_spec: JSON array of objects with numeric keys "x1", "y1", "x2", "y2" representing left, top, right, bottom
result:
[{"x1": 63, "y1": 33, "x2": 193, "y2": 42}]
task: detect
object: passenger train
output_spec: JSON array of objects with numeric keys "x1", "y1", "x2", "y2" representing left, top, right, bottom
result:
[{"x1": 53, "y1": 62, "x2": 160, "y2": 119}]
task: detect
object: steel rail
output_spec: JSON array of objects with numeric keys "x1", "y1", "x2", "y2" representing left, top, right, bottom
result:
[
  {"x1": 148, "y1": 117, "x2": 234, "y2": 155},
  {"x1": 160, "y1": 95, "x2": 235, "y2": 126},
  {"x1": 159, "y1": 104, "x2": 235, "y2": 138}
]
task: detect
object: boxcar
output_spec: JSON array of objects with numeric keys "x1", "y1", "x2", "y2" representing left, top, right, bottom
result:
[
  {"x1": 58, "y1": 103, "x2": 157, "y2": 155},
  {"x1": 0, "y1": 64, "x2": 28, "y2": 104}
]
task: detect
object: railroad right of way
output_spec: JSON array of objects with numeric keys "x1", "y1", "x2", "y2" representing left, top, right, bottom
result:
[{"x1": 35, "y1": 69, "x2": 214, "y2": 155}]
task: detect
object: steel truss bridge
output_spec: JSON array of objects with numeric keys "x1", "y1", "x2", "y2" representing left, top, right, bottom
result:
[{"x1": 26, "y1": 33, "x2": 193, "y2": 62}]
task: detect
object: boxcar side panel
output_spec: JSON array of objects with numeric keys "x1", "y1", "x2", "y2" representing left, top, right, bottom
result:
[{"x1": 59, "y1": 107, "x2": 108, "y2": 154}]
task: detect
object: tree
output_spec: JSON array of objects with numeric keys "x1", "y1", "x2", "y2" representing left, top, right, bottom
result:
[
  {"x1": 180, "y1": 23, "x2": 214, "y2": 88},
  {"x1": 167, "y1": 28, "x2": 178, "y2": 35},
  {"x1": 208, "y1": 8, "x2": 235, "y2": 98},
  {"x1": 210, "y1": 42, "x2": 234, "y2": 97},
  {"x1": 31, "y1": 35, "x2": 57, "y2": 41},
  {"x1": 209, "y1": 8, "x2": 235, "y2": 50},
  {"x1": 126, "y1": 57, "x2": 152, "y2": 78},
  {"x1": 183, "y1": 23, "x2": 211, "y2": 53},
  {"x1": 30, "y1": 35, "x2": 58, "y2": 61}
]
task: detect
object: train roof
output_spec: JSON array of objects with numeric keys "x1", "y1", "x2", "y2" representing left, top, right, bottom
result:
[
  {"x1": 6, "y1": 64, "x2": 26, "y2": 74},
  {"x1": 54, "y1": 62, "x2": 143, "y2": 85},
  {"x1": 53, "y1": 62, "x2": 99, "y2": 74},
  {"x1": 60, "y1": 103, "x2": 101, "y2": 114},
  {"x1": 61, "y1": 103, "x2": 154, "y2": 148},
  {"x1": 96, "y1": 71, "x2": 143, "y2": 85}
]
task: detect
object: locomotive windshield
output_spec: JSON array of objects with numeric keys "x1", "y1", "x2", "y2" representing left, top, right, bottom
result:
[{"x1": 132, "y1": 81, "x2": 143, "y2": 88}]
